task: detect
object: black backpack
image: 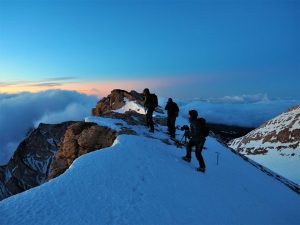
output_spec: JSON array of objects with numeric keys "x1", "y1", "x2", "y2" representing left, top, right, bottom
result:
[
  {"x1": 151, "y1": 94, "x2": 158, "y2": 108},
  {"x1": 197, "y1": 118, "x2": 209, "y2": 138}
]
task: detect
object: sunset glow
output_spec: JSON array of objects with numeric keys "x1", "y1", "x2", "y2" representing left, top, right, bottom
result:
[{"x1": 0, "y1": 75, "x2": 214, "y2": 98}]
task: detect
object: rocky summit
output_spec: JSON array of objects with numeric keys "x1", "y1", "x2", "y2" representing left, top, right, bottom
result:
[
  {"x1": 92, "y1": 89, "x2": 144, "y2": 116},
  {"x1": 92, "y1": 89, "x2": 164, "y2": 116}
]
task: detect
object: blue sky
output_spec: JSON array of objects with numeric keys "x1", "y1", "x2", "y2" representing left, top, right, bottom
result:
[{"x1": 0, "y1": 0, "x2": 299, "y2": 98}]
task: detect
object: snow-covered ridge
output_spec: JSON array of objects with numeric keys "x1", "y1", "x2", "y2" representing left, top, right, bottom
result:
[
  {"x1": 229, "y1": 105, "x2": 300, "y2": 184},
  {"x1": 1, "y1": 89, "x2": 300, "y2": 225},
  {"x1": 1, "y1": 115, "x2": 300, "y2": 224}
]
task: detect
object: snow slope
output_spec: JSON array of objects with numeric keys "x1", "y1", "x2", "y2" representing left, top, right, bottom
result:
[
  {"x1": 229, "y1": 106, "x2": 300, "y2": 184},
  {"x1": 1, "y1": 118, "x2": 300, "y2": 225}
]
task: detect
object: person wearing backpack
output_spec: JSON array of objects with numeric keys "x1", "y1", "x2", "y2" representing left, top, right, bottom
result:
[
  {"x1": 182, "y1": 110, "x2": 208, "y2": 173},
  {"x1": 165, "y1": 98, "x2": 179, "y2": 138},
  {"x1": 143, "y1": 88, "x2": 158, "y2": 133}
]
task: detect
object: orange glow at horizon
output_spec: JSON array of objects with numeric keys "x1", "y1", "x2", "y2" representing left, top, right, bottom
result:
[
  {"x1": 0, "y1": 75, "x2": 206, "y2": 97},
  {"x1": 0, "y1": 78, "x2": 173, "y2": 97}
]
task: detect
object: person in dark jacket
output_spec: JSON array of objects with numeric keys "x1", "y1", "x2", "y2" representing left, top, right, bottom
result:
[
  {"x1": 182, "y1": 110, "x2": 206, "y2": 172},
  {"x1": 143, "y1": 88, "x2": 155, "y2": 133},
  {"x1": 165, "y1": 98, "x2": 179, "y2": 138}
]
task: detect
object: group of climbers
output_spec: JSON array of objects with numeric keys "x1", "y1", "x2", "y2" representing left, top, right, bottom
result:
[{"x1": 142, "y1": 88, "x2": 208, "y2": 173}]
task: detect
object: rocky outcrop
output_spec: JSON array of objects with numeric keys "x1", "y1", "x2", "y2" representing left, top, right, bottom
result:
[
  {"x1": 92, "y1": 89, "x2": 143, "y2": 116},
  {"x1": 92, "y1": 89, "x2": 163, "y2": 116},
  {"x1": 0, "y1": 122, "x2": 75, "y2": 200},
  {"x1": 91, "y1": 89, "x2": 166, "y2": 129},
  {"x1": 49, "y1": 122, "x2": 117, "y2": 179},
  {"x1": 229, "y1": 105, "x2": 300, "y2": 156},
  {"x1": 0, "y1": 121, "x2": 118, "y2": 201}
]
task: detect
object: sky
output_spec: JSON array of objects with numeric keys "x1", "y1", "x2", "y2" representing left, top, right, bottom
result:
[{"x1": 0, "y1": 0, "x2": 299, "y2": 98}]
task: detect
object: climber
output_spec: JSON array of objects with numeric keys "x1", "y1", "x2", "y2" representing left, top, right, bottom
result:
[
  {"x1": 182, "y1": 110, "x2": 207, "y2": 173},
  {"x1": 164, "y1": 98, "x2": 179, "y2": 138},
  {"x1": 143, "y1": 88, "x2": 158, "y2": 133}
]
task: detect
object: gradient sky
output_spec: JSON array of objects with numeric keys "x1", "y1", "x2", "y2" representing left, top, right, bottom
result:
[{"x1": 0, "y1": 0, "x2": 299, "y2": 98}]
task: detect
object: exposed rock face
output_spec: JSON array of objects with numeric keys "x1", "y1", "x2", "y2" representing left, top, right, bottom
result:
[
  {"x1": 92, "y1": 89, "x2": 144, "y2": 116},
  {"x1": 0, "y1": 121, "x2": 118, "y2": 201},
  {"x1": 229, "y1": 105, "x2": 300, "y2": 156},
  {"x1": 49, "y1": 122, "x2": 117, "y2": 179},
  {"x1": 92, "y1": 89, "x2": 163, "y2": 116},
  {"x1": 91, "y1": 89, "x2": 166, "y2": 130},
  {"x1": 0, "y1": 122, "x2": 75, "y2": 200}
]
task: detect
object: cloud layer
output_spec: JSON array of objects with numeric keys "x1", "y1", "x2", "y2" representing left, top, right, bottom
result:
[
  {"x1": 159, "y1": 94, "x2": 300, "y2": 128},
  {"x1": 177, "y1": 94, "x2": 300, "y2": 128},
  {"x1": 1, "y1": 90, "x2": 299, "y2": 166},
  {"x1": 0, "y1": 90, "x2": 97, "y2": 165}
]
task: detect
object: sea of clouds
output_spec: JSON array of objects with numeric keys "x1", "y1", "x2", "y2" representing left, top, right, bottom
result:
[
  {"x1": 1, "y1": 90, "x2": 299, "y2": 165},
  {"x1": 0, "y1": 90, "x2": 97, "y2": 165},
  {"x1": 160, "y1": 93, "x2": 300, "y2": 128}
]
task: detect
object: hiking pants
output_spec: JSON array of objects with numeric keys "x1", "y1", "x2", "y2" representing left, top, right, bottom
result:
[
  {"x1": 167, "y1": 115, "x2": 176, "y2": 138},
  {"x1": 146, "y1": 108, "x2": 154, "y2": 131},
  {"x1": 186, "y1": 139, "x2": 206, "y2": 169}
]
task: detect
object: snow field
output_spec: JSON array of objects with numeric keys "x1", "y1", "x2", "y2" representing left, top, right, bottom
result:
[{"x1": 1, "y1": 132, "x2": 300, "y2": 225}]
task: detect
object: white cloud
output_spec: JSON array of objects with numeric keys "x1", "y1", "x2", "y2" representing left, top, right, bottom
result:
[
  {"x1": 0, "y1": 90, "x2": 97, "y2": 165},
  {"x1": 217, "y1": 93, "x2": 270, "y2": 104},
  {"x1": 1, "y1": 91, "x2": 299, "y2": 166},
  {"x1": 178, "y1": 94, "x2": 300, "y2": 128}
]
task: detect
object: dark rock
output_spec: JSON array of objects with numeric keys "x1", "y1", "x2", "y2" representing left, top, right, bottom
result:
[
  {"x1": 92, "y1": 89, "x2": 163, "y2": 116},
  {"x1": 0, "y1": 121, "x2": 75, "y2": 200},
  {"x1": 48, "y1": 122, "x2": 117, "y2": 179}
]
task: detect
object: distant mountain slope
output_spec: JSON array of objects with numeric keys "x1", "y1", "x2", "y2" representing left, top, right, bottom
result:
[{"x1": 229, "y1": 105, "x2": 300, "y2": 184}]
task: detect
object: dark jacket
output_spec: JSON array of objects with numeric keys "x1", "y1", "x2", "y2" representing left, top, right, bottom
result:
[
  {"x1": 188, "y1": 118, "x2": 208, "y2": 143},
  {"x1": 189, "y1": 119, "x2": 201, "y2": 142},
  {"x1": 144, "y1": 94, "x2": 154, "y2": 110},
  {"x1": 165, "y1": 102, "x2": 179, "y2": 117}
]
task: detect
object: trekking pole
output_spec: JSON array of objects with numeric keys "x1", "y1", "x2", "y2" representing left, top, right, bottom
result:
[
  {"x1": 179, "y1": 133, "x2": 185, "y2": 143},
  {"x1": 215, "y1": 152, "x2": 220, "y2": 165}
]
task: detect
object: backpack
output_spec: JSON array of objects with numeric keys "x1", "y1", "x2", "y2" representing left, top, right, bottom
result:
[
  {"x1": 151, "y1": 94, "x2": 158, "y2": 108},
  {"x1": 173, "y1": 103, "x2": 179, "y2": 117},
  {"x1": 197, "y1": 118, "x2": 209, "y2": 138}
]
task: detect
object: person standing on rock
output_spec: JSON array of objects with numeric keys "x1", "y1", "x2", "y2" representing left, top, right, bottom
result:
[
  {"x1": 182, "y1": 110, "x2": 206, "y2": 173},
  {"x1": 143, "y1": 88, "x2": 158, "y2": 133},
  {"x1": 165, "y1": 98, "x2": 179, "y2": 138}
]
